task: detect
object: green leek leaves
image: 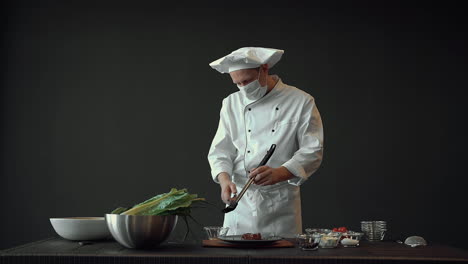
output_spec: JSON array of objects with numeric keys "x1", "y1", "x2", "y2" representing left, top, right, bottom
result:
[{"x1": 112, "y1": 188, "x2": 205, "y2": 216}]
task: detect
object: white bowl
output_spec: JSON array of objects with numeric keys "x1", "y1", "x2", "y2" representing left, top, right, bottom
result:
[{"x1": 50, "y1": 217, "x2": 111, "y2": 241}]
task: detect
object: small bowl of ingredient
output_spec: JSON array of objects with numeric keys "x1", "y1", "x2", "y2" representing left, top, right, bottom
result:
[
  {"x1": 341, "y1": 231, "x2": 364, "y2": 247},
  {"x1": 296, "y1": 233, "x2": 321, "y2": 251},
  {"x1": 319, "y1": 232, "x2": 342, "y2": 248},
  {"x1": 305, "y1": 228, "x2": 332, "y2": 235},
  {"x1": 332, "y1": 226, "x2": 349, "y2": 234},
  {"x1": 204, "y1": 226, "x2": 229, "y2": 240}
]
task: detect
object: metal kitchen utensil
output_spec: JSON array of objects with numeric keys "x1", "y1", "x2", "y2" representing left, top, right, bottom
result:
[
  {"x1": 361, "y1": 220, "x2": 387, "y2": 241},
  {"x1": 222, "y1": 144, "x2": 276, "y2": 213},
  {"x1": 105, "y1": 214, "x2": 178, "y2": 248}
]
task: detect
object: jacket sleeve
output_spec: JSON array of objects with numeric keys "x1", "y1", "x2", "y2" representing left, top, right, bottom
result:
[
  {"x1": 282, "y1": 97, "x2": 324, "y2": 186},
  {"x1": 207, "y1": 99, "x2": 237, "y2": 184}
]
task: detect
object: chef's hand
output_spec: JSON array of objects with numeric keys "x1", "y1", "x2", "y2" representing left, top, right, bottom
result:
[
  {"x1": 218, "y1": 172, "x2": 237, "y2": 204},
  {"x1": 249, "y1": 166, "x2": 294, "y2": 186}
]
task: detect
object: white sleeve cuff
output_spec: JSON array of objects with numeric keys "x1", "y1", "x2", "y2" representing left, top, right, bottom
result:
[
  {"x1": 211, "y1": 164, "x2": 233, "y2": 184},
  {"x1": 282, "y1": 159, "x2": 307, "y2": 186}
]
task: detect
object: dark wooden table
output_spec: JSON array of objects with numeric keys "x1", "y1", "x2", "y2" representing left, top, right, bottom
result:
[{"x1": 1, "y1": 237, "x2": 468, "y2": 264}]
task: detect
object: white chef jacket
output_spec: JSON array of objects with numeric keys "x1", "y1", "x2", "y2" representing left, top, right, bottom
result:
[{"x1": 207, "y1": 75, "x2": 323, "y2": 238}]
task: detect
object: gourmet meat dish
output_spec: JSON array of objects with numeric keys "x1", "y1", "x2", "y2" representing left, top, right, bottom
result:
[{"x1": 241, "y1": 233, "x2": 262, "y2": 240}]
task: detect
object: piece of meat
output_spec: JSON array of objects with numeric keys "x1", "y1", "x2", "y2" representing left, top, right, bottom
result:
[{"x1": 241, "y1": 233, "x2": 262, "y2": 240}]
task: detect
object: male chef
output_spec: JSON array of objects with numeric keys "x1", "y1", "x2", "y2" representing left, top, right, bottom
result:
[{"x1": 207, "y1": 47, "x2": 324, "y2": 237}]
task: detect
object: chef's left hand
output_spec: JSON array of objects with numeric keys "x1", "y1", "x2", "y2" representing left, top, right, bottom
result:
[{"x1": 249, "y1": 166, "x2": 294, "y2": 186}]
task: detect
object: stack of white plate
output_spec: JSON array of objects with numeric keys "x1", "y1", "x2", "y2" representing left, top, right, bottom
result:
[{"x1": 360, "y1": 221, "x2": 387, "y2": 241}]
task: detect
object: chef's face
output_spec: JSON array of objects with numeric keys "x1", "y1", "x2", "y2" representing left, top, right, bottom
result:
[{"x1": 230, "y1": 65, "x2": 267, "y2": 87}]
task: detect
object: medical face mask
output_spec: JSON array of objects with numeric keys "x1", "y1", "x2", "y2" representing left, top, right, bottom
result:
[{"x1": 237, "y1": 70, "x2": 267, "y2": 100}]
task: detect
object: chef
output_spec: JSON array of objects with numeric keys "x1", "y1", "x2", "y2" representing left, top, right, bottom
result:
[{"x1": 207, "y1": 47, "x2": 324, "y2": 238}]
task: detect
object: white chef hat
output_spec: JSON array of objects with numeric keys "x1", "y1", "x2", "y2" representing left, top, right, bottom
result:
[{"x1": 209, "y1": 47, "x2": 284, "y2": 73}]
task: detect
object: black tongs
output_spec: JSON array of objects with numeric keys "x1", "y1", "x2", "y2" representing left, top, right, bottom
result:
[{"x1": 222, "y1": 144, "x2": 276, "y2": 214}]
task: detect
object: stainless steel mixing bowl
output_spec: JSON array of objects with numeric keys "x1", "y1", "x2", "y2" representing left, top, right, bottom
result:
[{"x1": 105, "y1": 214, "x2": 178, "y2": 248}]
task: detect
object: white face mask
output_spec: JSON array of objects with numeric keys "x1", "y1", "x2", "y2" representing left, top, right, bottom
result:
[{"x1": 237, "y1": 69, "x2": 267, "y2": 100}]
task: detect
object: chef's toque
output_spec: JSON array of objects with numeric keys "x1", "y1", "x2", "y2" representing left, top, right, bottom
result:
[{"x1": 209, "y1": 47, "x2": 284, "y2": 73}]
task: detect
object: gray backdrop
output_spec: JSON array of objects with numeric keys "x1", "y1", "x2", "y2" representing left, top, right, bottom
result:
[{"x1": 2, "y1": 1, "x2": 467, "y2": 250}]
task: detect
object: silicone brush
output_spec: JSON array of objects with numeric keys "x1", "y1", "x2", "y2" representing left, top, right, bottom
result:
[{"x1": 222, "y1": 144, "x2": 276, "y2": 213}]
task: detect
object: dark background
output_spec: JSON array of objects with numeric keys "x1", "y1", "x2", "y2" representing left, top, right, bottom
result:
[{"x1": 2, "y1": 1, "x2": 467, "y2": 250}]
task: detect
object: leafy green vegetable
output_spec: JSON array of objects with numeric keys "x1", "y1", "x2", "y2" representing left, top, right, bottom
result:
[
  {"x1": 110, "y1": 207, "x2": 128, "y2": 214},
  {"x1": 114, "y1": 188, "x2": 205, "y2": 216},
  {"x1": 111, "y1": 188, "x2": 209, "y2": 241}
]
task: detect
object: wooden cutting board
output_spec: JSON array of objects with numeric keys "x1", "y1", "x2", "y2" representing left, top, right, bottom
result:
[{"x1": 202, "y1": 239, "x2": 295, "y2": 248}]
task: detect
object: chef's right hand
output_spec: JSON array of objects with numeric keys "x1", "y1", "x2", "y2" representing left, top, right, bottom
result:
[{"x1": 218, "y1": 172, "x2": 237, "y2": 204}]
